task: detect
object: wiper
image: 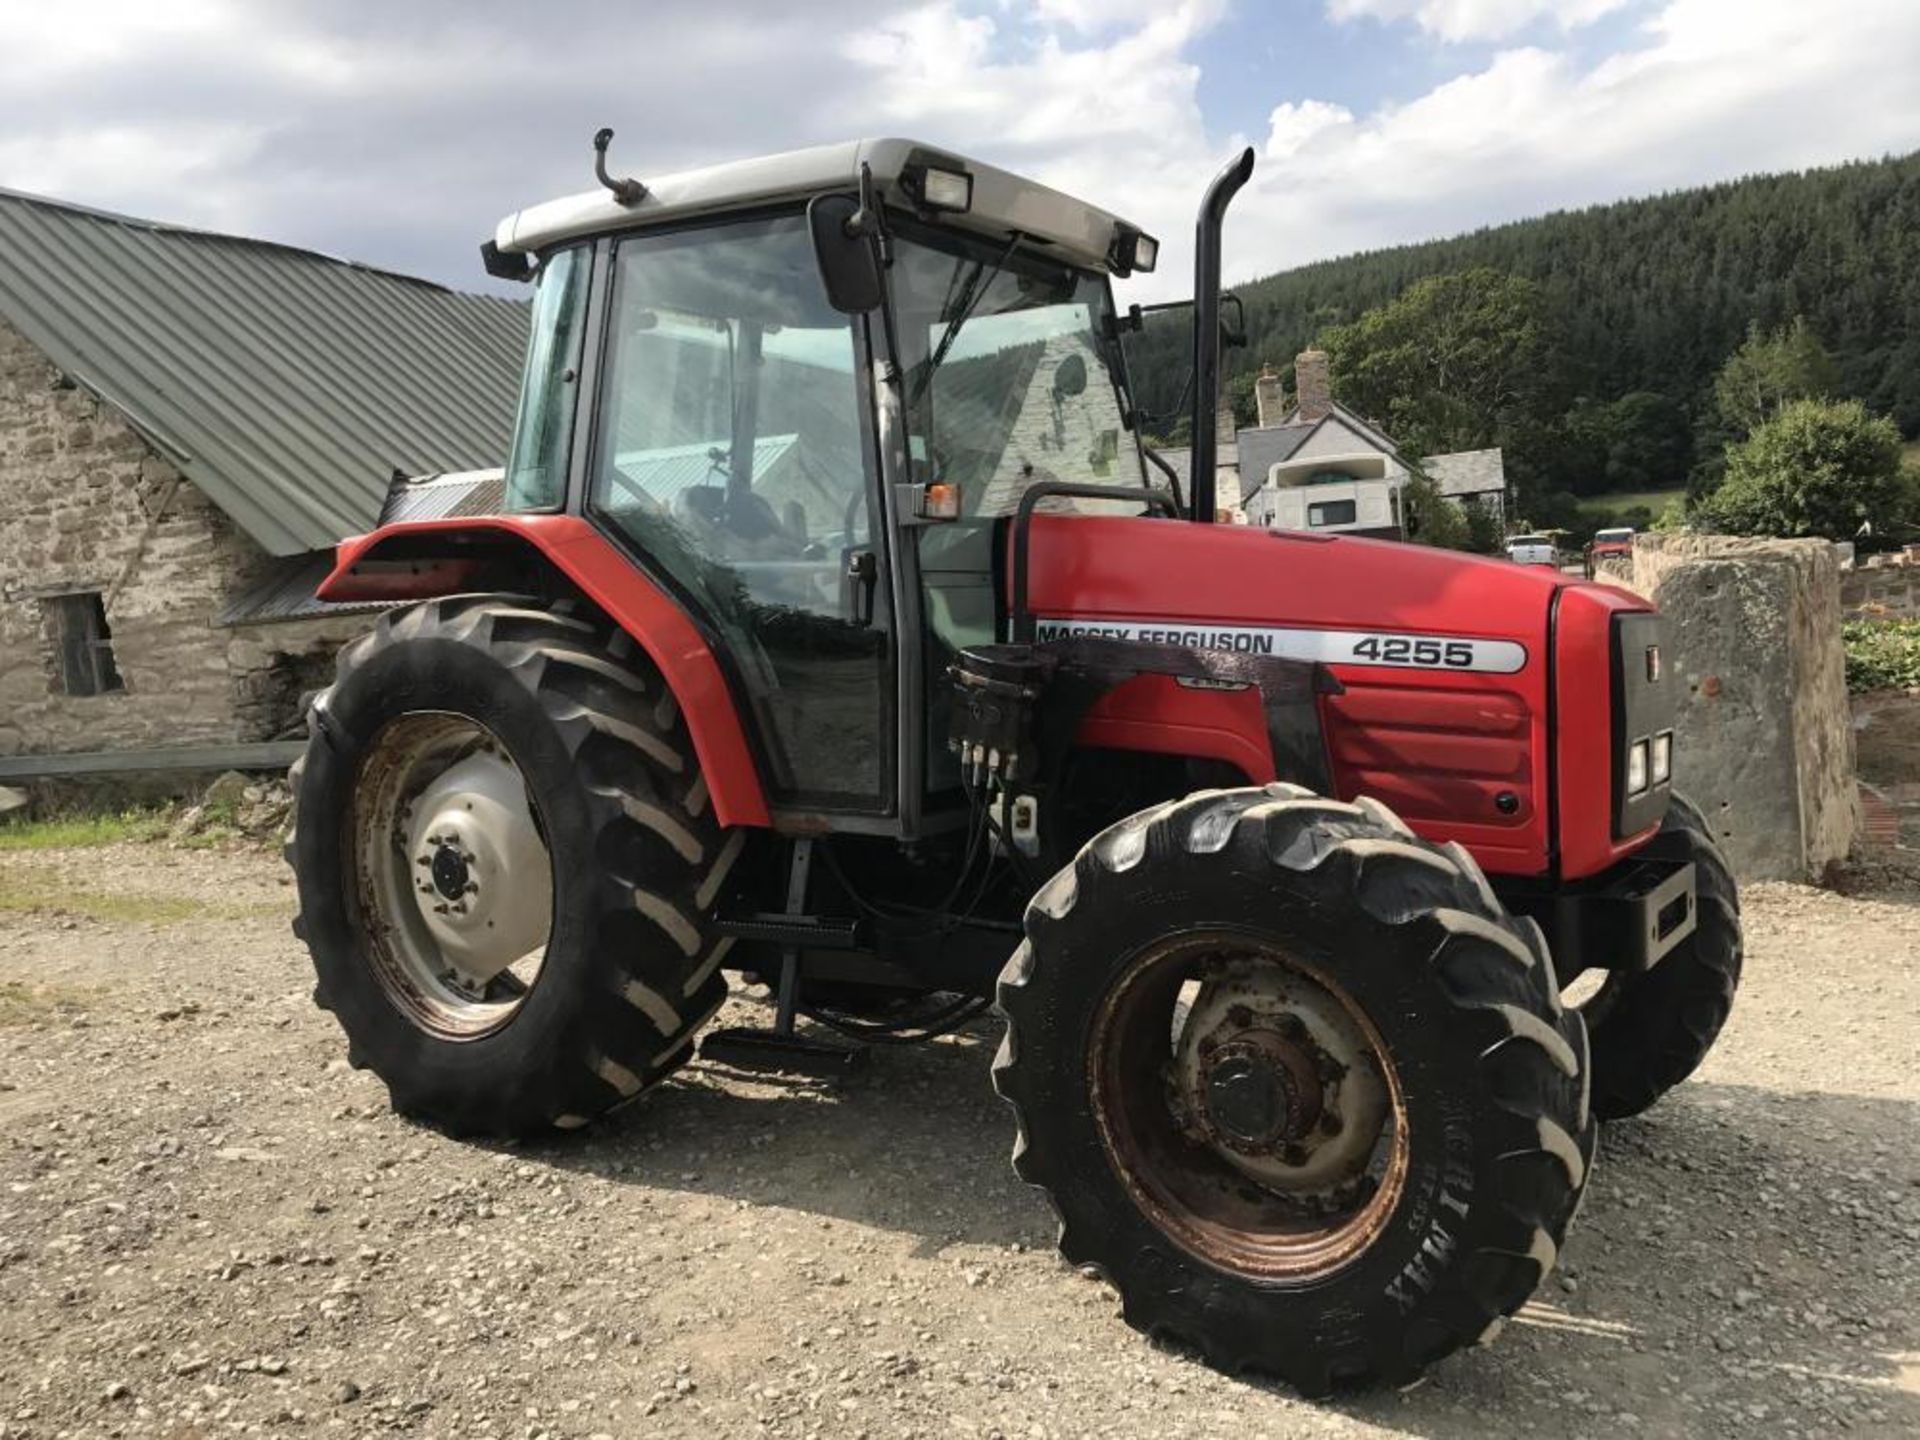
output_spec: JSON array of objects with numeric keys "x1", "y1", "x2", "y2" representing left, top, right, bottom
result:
[{"x1": 911, "y1": 233, "x2": 1023, "y2": 405}]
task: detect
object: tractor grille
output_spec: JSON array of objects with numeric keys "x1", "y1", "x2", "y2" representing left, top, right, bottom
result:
[{"x1": 1322, "y1": 683, "x2": 1534, "y2": 831}]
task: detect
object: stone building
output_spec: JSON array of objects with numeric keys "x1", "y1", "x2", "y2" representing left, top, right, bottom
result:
[{"x1": 0, "y1": 189, "x2": 527, "y2": 763}]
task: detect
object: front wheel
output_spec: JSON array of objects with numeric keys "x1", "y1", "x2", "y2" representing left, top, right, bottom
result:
[
  {"x1": 287, "y1": 594, "x2": 741, "y2": 1137},
  {"x1": 1574, "y1": 793, "x2": 1742, "y2": 1120},
  {"x1": 993, "y1": 785, "x2": 1595, "y2": 1393}
]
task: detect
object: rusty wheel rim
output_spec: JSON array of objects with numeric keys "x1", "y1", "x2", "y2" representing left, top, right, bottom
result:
[
  {"x1": 350, "y1": 713, "x2": 554, "y2": 1041},
  {"x1": 1089, "y1": 932, "x2": 1408, "y2": 1281}
]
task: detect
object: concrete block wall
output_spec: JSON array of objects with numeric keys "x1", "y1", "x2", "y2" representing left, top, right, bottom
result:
[
  {"x1": 1840, "y1": 555, "x2": 1920, "y2": 619},
  {"x1": 1615, "y1": 534, "x2": 1860, "y2": 881}
]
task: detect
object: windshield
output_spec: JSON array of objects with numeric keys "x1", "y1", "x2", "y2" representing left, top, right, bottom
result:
[{"x1": 889, "y1": 222, "x2": 1142, "y2": 515}]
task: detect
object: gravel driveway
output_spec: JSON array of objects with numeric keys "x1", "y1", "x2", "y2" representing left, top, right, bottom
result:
[{"x1": 0, "y1": 840, "x2": 1915, "y2": 1439}]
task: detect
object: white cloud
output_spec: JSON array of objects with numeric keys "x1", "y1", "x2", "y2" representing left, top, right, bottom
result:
[
  {"x1": 0, "y1": 0, "x2": 1914, "y2": 311},
  {"x1": 1264, "y1": 100, "x2": 1355, "y2": 159},
  {"x1": 1327, "y1": 0, "x2": 1633, "y2": 43}
]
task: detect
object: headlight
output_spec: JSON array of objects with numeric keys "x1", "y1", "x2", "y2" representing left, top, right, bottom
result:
[
  {"x1": 918, "y1": 166, "x2": 973, "y2": 212},
  {"x1": 1650, "y1": 730, "x2": 1672, "y2": 785},
  {"x1": 1626, "y1": 739, "x2": 1649, "y2": 796}
]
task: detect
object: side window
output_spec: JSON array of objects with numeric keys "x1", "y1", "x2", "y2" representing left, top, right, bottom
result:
[
  {"x1": 588, "y1": 213, "x2": 887, "y2": 810},
  {"x1": 43, "y1": 592, "x2": 122, "y2": 696},
  {"x1": 1308, "y1": 498, "x2": 1357, "y2": 528},
  {"x1": 504, "y1": 245, "x2": 591, "y2": 512}
]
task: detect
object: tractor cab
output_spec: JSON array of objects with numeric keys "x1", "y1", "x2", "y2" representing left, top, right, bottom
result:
[{"x1": 479, "y1": 137, "x2": 1169, "y2": 831}]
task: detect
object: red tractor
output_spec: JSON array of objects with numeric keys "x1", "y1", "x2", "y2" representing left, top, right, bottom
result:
[{"x1": 288, "y1": 134, "x2": 1741, "y2": 1392}]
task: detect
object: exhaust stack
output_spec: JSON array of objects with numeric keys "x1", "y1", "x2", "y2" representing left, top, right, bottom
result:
[{"x1": 1187, "y1": 147, "x2": 1255, "y2": 524}]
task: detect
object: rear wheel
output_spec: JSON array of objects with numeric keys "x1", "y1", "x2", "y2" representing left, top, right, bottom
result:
[
  {"x1": 993, "y1": 784, "x2": 1594, "y2": 1392},
  {"x1": 287, "y1": 594, "x2": 741, "y2": 1137},
  {"x1": 1573, "y1": 793, "x2": 1742, "y2": 1120}
]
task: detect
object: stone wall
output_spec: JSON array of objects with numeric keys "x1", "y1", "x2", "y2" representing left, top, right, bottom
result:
[
  {"x1": 1611, "y1": 534, "x2": 1860, "y2": 881},
  {"x1": 0, "y1": 315, "x2": 366, "y2": 756},
  {"x1": 1840, "y1": 551, "x2": 1920, "y2": 619}
]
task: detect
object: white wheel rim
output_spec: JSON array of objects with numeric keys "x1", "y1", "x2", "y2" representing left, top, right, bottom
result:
[{"x1": 352, "y1": 714, "x2": 555, "y2": 1038}]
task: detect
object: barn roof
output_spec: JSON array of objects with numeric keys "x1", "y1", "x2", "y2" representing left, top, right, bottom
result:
[{"x1": 0, "y1": 188, "x2": 527, "y2": 556}]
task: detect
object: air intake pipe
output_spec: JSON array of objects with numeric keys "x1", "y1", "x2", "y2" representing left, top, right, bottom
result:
[{"x1": 1187, "y1": 146, "x2": 1255, "y2": 524}]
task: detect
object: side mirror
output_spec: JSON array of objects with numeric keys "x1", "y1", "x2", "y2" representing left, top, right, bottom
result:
[{"x1": 808, "y1": 194, "x2": 884, "y2": 314}]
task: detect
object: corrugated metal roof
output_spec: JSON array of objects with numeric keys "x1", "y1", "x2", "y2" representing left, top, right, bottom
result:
[
  {"x1": 602, "y1": 435, "x2": 799, "y2": 511},
  {"x1": 213, "y1": 551, "x2": 396, "y2": 628},
  {"x1": 377, "y1": 468, "x2": 508, "y2": 525},
  {"x1": 0, "y1": 188, "x2": 529, "y2": 557}
]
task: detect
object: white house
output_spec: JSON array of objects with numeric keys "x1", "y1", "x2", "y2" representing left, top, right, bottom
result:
[{"x1": 1234, "y1": 350, "x2": 1508, "y2": 539}]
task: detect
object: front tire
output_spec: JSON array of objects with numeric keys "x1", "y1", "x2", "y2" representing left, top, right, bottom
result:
[
  {"x1": 1576, "y1": 793, "x2": 1742, "y2": 1120},
  {"x1": 288, "y1": 594, "x2": 741, "y2": 1137},
  {"x1": 992, "y1": 785, "x2": 1594, "y2": 1393}
]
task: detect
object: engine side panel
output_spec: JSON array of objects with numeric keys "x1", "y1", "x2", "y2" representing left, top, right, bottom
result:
[
  {"x1": 321, "y1": 515, "x2": 773, "y2": 830},
  {"x1": 1020, "y1": 515, "x2": 1575, "y2": 875}
]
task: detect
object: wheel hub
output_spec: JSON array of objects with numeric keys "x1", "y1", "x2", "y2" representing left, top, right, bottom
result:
[
  {"x1": 1175, "y1": 958, "x2": 1389, "y2": 1198},
  {"x1": 1200, "y1": 1032, "x2": 1323, "y2": 1150},
  {"x1": 429, "y1": 843, "x2": 471, "y2": 901},
  {"x1": 402, "y1": 745, "x2": 553, "y2": 996}
]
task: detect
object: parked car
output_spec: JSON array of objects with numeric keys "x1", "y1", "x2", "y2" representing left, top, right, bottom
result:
[
  {"x1": 1585, "y1": 526, "x2": 1635, "y2": 577},
  {"x1": 1590, "y1": 526, "x2": 1636, "y2": 561},
  {"x1": 1505, "y1": 533, "x2": 1559, "y2": 566}
]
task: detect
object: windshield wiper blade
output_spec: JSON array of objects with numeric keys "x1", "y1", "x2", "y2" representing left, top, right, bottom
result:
[{"x1": 911, "y1": 233, "x2": 1023, "y2": 405}]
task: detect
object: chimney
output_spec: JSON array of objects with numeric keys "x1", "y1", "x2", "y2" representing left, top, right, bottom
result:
[
  {"x1": 1294, "y1": 348, "x2": 1333, "y2": 422},
  {"x1": 1254, "y1": 363, "x2": 1286, "y2": 429}
]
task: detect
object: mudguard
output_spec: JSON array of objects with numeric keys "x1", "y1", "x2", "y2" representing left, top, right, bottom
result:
[{"x1": 319, "y1": 514, "x2": 772, "y2": 829}]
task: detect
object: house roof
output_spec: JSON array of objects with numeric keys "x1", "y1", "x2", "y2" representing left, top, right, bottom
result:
[
  {"x1": 0, "y1": 188, "x2": 528, "y2": 556},
  {"x1": 1234, "y1": 421, "x2": 1319, "y2": 501},
  {"x1": 1421, "y1": 448, "x2": 1507, "y2": 497}
]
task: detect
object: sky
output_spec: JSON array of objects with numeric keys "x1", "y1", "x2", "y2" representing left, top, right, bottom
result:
[{"x1": 2, "y1": 0, "x2": 1917, "y2": 304}]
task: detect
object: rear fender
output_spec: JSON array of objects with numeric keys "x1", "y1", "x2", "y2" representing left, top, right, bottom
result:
[{"x1": 320, "y1": 515, "x2": 772, "y2": 829}]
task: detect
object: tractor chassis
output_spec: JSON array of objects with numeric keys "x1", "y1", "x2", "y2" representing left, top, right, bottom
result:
[{"x1": 694, "y1": 628, "x2": 1699, "y2": 1071}]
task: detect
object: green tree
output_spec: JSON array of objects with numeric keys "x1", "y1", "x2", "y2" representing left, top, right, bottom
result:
[
  {"x1": 1602, "y1": 391, "x2": 1694, "y2": 492},
  {"x1": 1557, "y1": 392, "x2": 1694, "y2": 496},
  {"x1": 1316, "y1": 269, "x2": 1557, "y2": 456},
  {"x1": 1400, "y1": 473, "x2": 1472, "y2": 550},
  {"x1": 1463, "y1": 498, "x2": 1505, "y2": 554},
  {"x1": 1696, "y1": 398, "x2": 1903, "y2": 539},
  {"x1": 1711, "y1": 317, "x2": 1841, "y2": 438}
]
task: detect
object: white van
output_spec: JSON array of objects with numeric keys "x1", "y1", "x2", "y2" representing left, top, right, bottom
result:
[{"x1": 1505, "y1": 534, "x2": 1558, "y2": 567}]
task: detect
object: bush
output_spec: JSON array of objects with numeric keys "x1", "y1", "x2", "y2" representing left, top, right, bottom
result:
[
  {"x1": 1697, "y1": 398, "x2": 1904, "y2": 539},
  {"x1": 1843, "y1": 618, "x2": 1920, "y2": 693}
]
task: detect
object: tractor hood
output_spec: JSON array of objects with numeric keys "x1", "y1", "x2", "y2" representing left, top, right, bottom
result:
[
  {"x1": 1019, "y1": 513, "x2": 1652, "y2": 879},
  {"x1": 1020, "y1": 515, "x2": 1583, "y2": 674}
]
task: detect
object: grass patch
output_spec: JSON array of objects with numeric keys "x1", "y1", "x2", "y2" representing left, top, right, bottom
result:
[
  {"x1": 0, "y1": 979, "x2": 100, "y2": 1027},
  {"x1": 0, "y1": 885, "x2": 215, "y2": 925},
  {"x1": 1845, "y1": 618, "x2": 1920, "y2": 693},
  {"x1": 1576, "y1": 487, "x2": 1687, "y2": 517},
  {"x1": 0, "y1": 809, "x2": 173, "y2": 852}
]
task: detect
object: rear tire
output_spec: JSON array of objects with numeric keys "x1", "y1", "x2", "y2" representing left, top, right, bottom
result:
[
  {"x1": 287, "y1": 594, "x2": 741, "y2": 1137},
  {"x1": 992, "y1": 784, "x2": 1594, "y2": 1392},
  {"x1": 1577, "y1": 793, "x2": 1742, "y2": 1120}
]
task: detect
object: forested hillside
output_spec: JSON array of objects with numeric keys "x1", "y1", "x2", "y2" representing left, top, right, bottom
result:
[{"x1": 1124, "y1": 151, "x2": 1920, "y2": 530}]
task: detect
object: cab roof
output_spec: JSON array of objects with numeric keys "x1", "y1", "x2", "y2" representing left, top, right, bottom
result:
[{"x1": 494, "y1": 137, "x2": 1145, "y2": 278}]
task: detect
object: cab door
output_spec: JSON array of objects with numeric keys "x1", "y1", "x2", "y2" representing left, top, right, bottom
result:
[{"x1": 582, "y1": 212, "x2": 896, "y2": 817}]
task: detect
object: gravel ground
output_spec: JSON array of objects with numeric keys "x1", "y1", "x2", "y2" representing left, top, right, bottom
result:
[{"x1": 0, "y1": 840, "x2": 1916, "y2": 1440}]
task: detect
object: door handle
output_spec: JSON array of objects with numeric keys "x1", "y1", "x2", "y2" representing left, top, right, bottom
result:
[{"x1": 846, "y1": 549, "x2": 878, "y2": 627}]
